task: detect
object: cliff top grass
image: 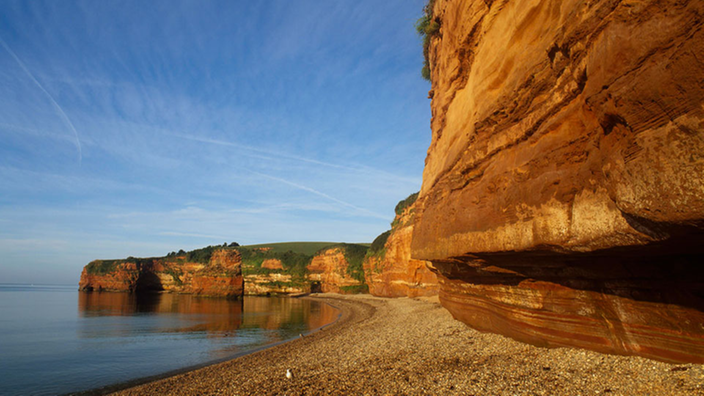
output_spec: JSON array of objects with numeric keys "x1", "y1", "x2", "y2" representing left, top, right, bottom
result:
[
  {"x1": 85, "y1": 257, "x2": 156, "y2": 275},
  {"x1": 238, "y1": 246, "x2": 312, "y2": 279},
  {"x1": 86, "y1": 241, "x2": 374, "y2": 280},
  {"x1": 367, "y1": 230, "x2": 391, "y2": 261},
  {"x1": 395, "y1": 192, "x2": 419, "y2": 216},
  {"x1": 242, "y1": 242, "x2": 341, "y2": 256}
]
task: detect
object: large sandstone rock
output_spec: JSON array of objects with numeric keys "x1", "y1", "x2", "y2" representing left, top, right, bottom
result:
[
  {"x1": 364, "y1": 201, "x2": 439, "y2": 298},
  {"x1": 412, "y1": 0, "x2": 704, "y2": 363},
  {"x1": 307, "y1": 246, "x2": 367, "y2": 294},
  {"x1": 244, "y1": 273, "x2": 308, "y2": 295},
  {"x1": 79, "y1": 249, "x2": 244, "y2": 299},
  {"x1": 261, "y1": 259, "x2": 284, "y2": 270}
]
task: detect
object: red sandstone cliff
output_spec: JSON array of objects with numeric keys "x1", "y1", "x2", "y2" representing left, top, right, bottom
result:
[
  {"x1": 412, "y1": 0, "x2": 704, "y2": 363},
  {"x1": 307, "y1": 246, "x2": 367, "y2": 294},
  {"x1": 261, "y1": 259, "x2": 284, "y2": 270},
  {"x1": 364, "y1": 200, "x2": 438, "y2": 298},
  {"x1": 79, "y1": 249, "x2": 244, "y2": 298},
  {"x1": 244, "y1": 257, "x2": 308, "y2": 295},
  {"x1": 244, "y1": 272, "x2": 308, "y2": 295}
]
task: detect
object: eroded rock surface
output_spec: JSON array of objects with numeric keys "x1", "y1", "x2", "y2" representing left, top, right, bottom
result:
[
  {"x1": 364, "y1": 201, "x2": 439, "y2": 298},
  {"x1": 261, "y1": 259, "x2": 284, "y2": 270},
  {"x1": 307, "y1": 247, "x2": 366, "y2": 294},
  {"x1": 244, "y1": 273, "x2": 308, "y2": 295},
  {"x1": 78, "y1": 249, "x2": 244, "y2": 298},
  {"x1": 412, "y1": 0, "x2": 704, "y2": 363}
]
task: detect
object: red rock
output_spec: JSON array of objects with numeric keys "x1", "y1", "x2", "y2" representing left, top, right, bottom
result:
[
  {"x1": 307, "y1": 247, "x2": 366, "y2": 294},
  {"x1": 364, "y1": 201, "x2": 438, "y2": 298},
  {"x1": 78, "y1": 249, "x2": 244, "y2": 298},
  {"x1": 412, "y1": 0, "x2": 704, "y2": 363},
  {"x1": 244, "y1": 273, "x2": 308, "y2": 296},
  {"x1": 261, "y1": 259, "x2": 284, "y2": 270}
]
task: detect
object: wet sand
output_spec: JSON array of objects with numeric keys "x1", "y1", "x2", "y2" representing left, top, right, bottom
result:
[{"x1": 114, "y1": 294, "x2": 703, "y2": 395}]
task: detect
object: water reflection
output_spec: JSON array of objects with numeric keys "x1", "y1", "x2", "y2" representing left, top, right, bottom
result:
[
  {"x1": 243, "y1": 296, "x2": 335, "y2": 331},
  {"x1": 0, "y1": 288, "x2": 339, "y2": 396},
  {"x1": 77, "y1": 292, "x2": 338, "y2": 336}
]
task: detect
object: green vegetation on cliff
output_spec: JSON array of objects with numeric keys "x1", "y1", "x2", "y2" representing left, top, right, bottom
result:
[
  {"x1": 185, "y1": 245, "x2": 221, "y2": 264},
  {"x1": 242, "y1": 242, "x2": 339, "y2": 256},
  {"x1": 85, "y1": 260, "x2": 122, "y2": 275},
  {"x1": 238, "y1": 247, "x2": 311, "y2": 282},
  {"x1": 340, "y1": 284, "x2": 369, "y2": 294},
  {"x1": 415, "y1": 0, "x2": 439, "y2": 81},
  {"x1": 318, "y1": 243, "x2": 369, "y2": 283},
  {"x1": 86, "y1": 240, "x2": 375, "y2": 293},
  {"x1": 395, "y1": 192, "x2": 419, "y2": 215},
  {"x1": 367, "y1": 230, "x2": 391, "y2": 260},
  {"x1": 84, "y1": 257, "x2": 154, "y2": 275}
]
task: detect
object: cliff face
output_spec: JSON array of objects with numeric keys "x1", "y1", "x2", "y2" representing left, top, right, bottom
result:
[
  {"x1": 412, "y1": 0, "x2": 704, "y2": 363},
  {"x1": 307, "y1": 246, "x2": 367, "y2": 294},
  {"x1": 364, "y1": 202, "x2": 439, "y2": 298},
  {"x1": 244, "y1": 273, "x2": 308, "y2": 295},
  {"x1": 79, "y1": 249, "x2": 244, "y2": 298},
  {"x1": 261, "y1": 259, "x2": 284, "y2": 270}
]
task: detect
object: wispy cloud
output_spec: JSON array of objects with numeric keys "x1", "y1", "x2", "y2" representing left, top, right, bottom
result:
[
  {"x1": 0, "y1": 165, "x2": 171, "y2": 196},
  {"x1": 248, "y1": 169, "x2": 388, "y2": 220},
  {"x1": 169, "y1": 131, "x2": 363, "y2": 172},
  {"x1": 0, "y1": 36, "x2": 83, "y2": 164},
  {"x1": 0, "y1": 0, "x2": 430, "y2": 284},
  {"x1": 167, "y1": 131, "x2": 421, "y2": 185},
  {"x1": 0, "y1": 122, "x2": 76, "y2": 143}
]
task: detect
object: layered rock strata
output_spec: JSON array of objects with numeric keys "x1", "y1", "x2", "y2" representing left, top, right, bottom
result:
[
  {"x1": 364, "y1": 202, "x2": 439, "y2": 298},
  {"x1": 307, "y1": 247, "x2": 366, "y2": 294},
  {"x1": 79, "y1": 249, "x2": 244, "y2": 298},
  {"x1": 244, "y1": 273, "x2": 308, "y2": 295},
  {"x1": 412, "y1": 0, "x2": 704, "y2": 363}
]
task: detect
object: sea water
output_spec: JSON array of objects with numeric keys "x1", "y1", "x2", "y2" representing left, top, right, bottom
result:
[{"x1": 0, "y1": 284, "x2": 338, "y2": 395}]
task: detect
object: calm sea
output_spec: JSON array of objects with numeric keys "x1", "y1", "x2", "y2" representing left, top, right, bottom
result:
[{"x1": 0, "y1": 284, "x2": 338, "y2": 396}]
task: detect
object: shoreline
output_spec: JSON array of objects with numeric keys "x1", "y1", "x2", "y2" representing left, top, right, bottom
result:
[
  {"x1": 110, "y1": 294, "x2": 703, "y2": 395},
  {"x1": 66, "y1": 294, "x2": 343, "y2": 396}
]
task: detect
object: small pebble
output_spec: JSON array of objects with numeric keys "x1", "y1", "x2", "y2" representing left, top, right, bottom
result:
[{"x1": 114, "y1": 295, "x2": 704, "y2": 396}]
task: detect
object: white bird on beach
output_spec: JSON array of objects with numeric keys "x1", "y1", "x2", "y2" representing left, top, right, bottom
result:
[{"x1": 286, "y1": 369, "x2": 293, "y2": 379}]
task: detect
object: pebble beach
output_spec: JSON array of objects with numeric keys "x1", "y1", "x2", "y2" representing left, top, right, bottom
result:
[{"x1": 113, "y1": 294, "x2": 704, "y2": 395}]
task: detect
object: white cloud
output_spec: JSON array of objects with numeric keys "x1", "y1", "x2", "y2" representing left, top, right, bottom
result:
[{"x1": 0, "y1": 37, "x2": 83, "y2": 163}]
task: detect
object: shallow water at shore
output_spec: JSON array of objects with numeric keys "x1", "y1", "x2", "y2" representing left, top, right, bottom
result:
[
  {"x1": 0, "y1": 284, "x2": 338, "y2": 396},
  {"x1": 115, "y1": 295, "x2": 704, "y2": 396}
]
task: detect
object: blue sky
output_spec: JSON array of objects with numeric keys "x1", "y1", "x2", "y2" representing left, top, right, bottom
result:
[{"x1": 0, "y1": 0, "x2": 430, "y2": 284}]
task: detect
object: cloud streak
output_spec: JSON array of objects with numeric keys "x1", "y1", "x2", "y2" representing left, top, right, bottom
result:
[
  {"x1": 168, "y1": 131, "x2": 421, "y2": 185},
  {"x1": 0, "y1": 36, "x2": 83, "y2": 163},
  {"x1": 248, "y1": 169, "x2": 388, "y2": 220},
  {"x1": 0, "y1": 0, "x2": 430, "y2": 284},
  {"x1": 169, "y1": 131, "x2": 361, "y2": 171}
]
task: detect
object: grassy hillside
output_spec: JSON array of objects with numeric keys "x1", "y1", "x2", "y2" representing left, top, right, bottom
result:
[{"x1": 241, "y1": 242, "x2": 340, "y2": 256}]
